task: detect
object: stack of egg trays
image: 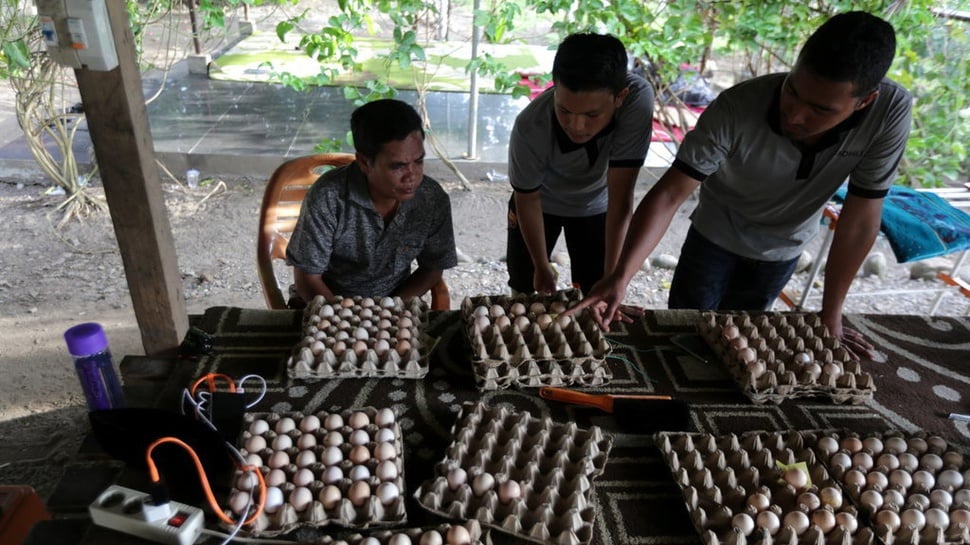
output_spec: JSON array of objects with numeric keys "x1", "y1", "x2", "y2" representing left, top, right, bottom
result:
[
  {"x1": 656, "y1": 429, "x2": 877, "y2": 545},
  {"x1": 315, "y1": 521, "x2": 490, "y2": 544},
  {"x1": 415, "y1": 402, "x2": 613, "y2": 545},
  {"x1": 696, "y1": 311, "x2": 875, "y2": 404},
  {"x1": 226, "y1": 407, "x2": 406, "y2": 536},
  {"x1": 288, "y1": 295, "x2": 431, "y2": 379},
  {"x1": 811, "y1": 430, "x2": 970, "y2": 545},
  {"x1": 460, "y1": 289, "x2": 612, "y2": 391}
]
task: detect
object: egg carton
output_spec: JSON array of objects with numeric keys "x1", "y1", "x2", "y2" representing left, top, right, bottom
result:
[
  {"x1": 315, "y1": 520, "x2": 489, "y2": 544},
  {"x1": 656, "y1": 430, "x2": 876, "y2": 545},
  {"x1": 415, "y1": 402, "x2": 613, "y2": 545},
  {"x1": 225, "y1": 407, "x2": 406, "y2": 536},
  {"x1": 288, "y1": 295, "x2": 431, "y2": 380},
  {"x1": 812, "y1": 430, "x2": 970, "y2": 545},
  {"x1": 697, "y1": 311, "x2": 875, "y2": 404},
  {"x1": 460, "y1": 290, "x2": 612, "y2": 391}
]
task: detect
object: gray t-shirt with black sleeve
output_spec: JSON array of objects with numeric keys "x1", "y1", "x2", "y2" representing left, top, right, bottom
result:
[
  {"x1": 285, "y1": 162, "x2": 458, "y2": 297},
  {"x1": 508, "y1": 72, "x2": 655, "y2": 217},
  {"x1": 674, "y1": 73, "x2": 912, "y2": 261}
]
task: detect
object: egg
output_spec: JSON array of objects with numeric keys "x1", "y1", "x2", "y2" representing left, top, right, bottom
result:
[
  {"x1": 419, "y1": 530, "x2": 444, "y2": 545},
  {"x1": 529, "y1": 302, "x2": 546, "y2": 315},
  {"x1": 374, "y1": 338, "x2": 391, "y2": 355},
  {"x1": 377, "y1": 459, "x2": 399, "y2": 481},
  {"x1": 514, "y1": 315, "x2": 531, "y2": 331},
  {"x1": 446, "y1": 467, "x2": 467, "y2": 490},
  {"x1": 937, "y1": 469, "x2": 964, "y2": 491},
  {"x1": 921, "y1": 453, "x2": 944, "y2": 472},
  {"x1": 244, "y1": 453, "x2": 262, "y2": 468},
  {"x1": 830, "y1": 452, "x2": 852, "y2": 471},
  {"x1": 783, "y1": 510, "x2": 810, "y2": 535},
  {"x1": 319, "y1": 484, "x2": 342, "y2": 509},
  {"x1": 275, "y1": 417, "x2": 296, "y2": 434},
  {"x1": 835, "y1": 512, "x2": 858, "y2": 533},
  {"x1": 388, "y1": 535, "x2": 411, "y2": 545},
  {"x1": 747, "y1": 492, "x2": 770, "y2": 512},
  {"x1": 930, "y1": 489, "x2": 953, "y2": 509},
  {"x1": 396, "y1": 340, "x2": 413, "y2": 355},
  {"x1": 352, "y1": 340, "x2": 368, "y2": 356},
  {"x1": 876, "y1": 453, "x2": 900, "y2": 471},
  {"x1": 322, "y1": 445, "x2": 343, "y2": 466},
  {"x1": 924, "y1": 508, "x2": 949, "y2": 530},
  {"x1": 736, "y1": 347, "x2": 757, "y2": 364},
  {"x1": 318, "y1": 304, "x2": 335, "y2": 317},
  {"x1": 348, "y1": 481, "x2": 371, "y2": 507},
  {"x1": 375, "y1": 441, "x2": 397, "y2": 462},
  {"x1": 268, "y1": 450, "x2": 289, "y2": 469},
  {"x1": 757, "y1": 510, "x2": 781, "y2": 535},
  {"x1": 889, "y1": 469, "x2": 912, "y2": 489},
  {"x1": 907, "y1": 437, "x2": 928, "y2": 454},
  {"x1": 263, "y1": 468, "x2": 285, "y2": 488},
  {"x1": 299, "y1": 414, "x2": 321, "y2": 433},
  {"x1": 376, "y1": 427, "x2": 396, "y2": 443},
  {"x1": 906, "y1": 493, "x2": 931, "y2": 511},
  {"x1": 237, "y1": 471, "x2": 259, "y2": 491},
  {"x1": 245, "y1": 435, "x2": 267, "y2": 453},
  {"x1": 950, "y1": 509, "x2": 970, "y2": 527},
  {"x1": 783, "y1": 467, "x2": 809, "y2": 490},
  {"x1": 296, "y1": 449, "x2": 316, "y2": 468},
  {"x1": 445, "y1": 525, "x2": 472, "y2": 545},
  {"x1": 866, "y1": 471, "x2": 889, "y2": 490},
  {"x1": 271, "y1": 434, "x2": 293, "y2": 451},
  {"x1": 351, "y1": 429, "x2": 370, "y2": 446},
  {"x1": 376, "y1": 407, "x2": 396, "y2": 426},
  {"x1": 498, "y1": 479, "x2": 521, "y2": 503},
  {"x1": 535, "y1": 314, "x2": 553, "y2": 330},
  {"x1": 293, "y1": 467, "x2": 314, "y2": 487},
  {"x1": 842, "y1": 469, "x2": 866, "y2": 489},
  {"x1": 730, "y1": 336, "x2": 749, "y2": 350},
  {"x1": 263, "y1": 486, "x2": 285, "y2": 514},
  {"x1": 324, "y1": 431, "x2": 344, "y2": 447},
  {"x1": 349, "y1": 411, "x2": 370, "y2": 429},
  {"x1": 819, "y1": 487, "x2": 843, "y2": 509},
  {"x1": 296, "y1": 433, "x2": 317, "y2": 450},
  {"x1": 248, "y1": 419, "x2": 269, "y2": 435},
  {"x1": 793, "y1": 351, "x2": 812, "y2": 365},
  {"x1": 883, "y1": 489, "x2": 906, "y2": 509},
  {"x1": 812, "y1": 509, "x2": 836, "y2": 533},
  {"x1": 732, "y1": 513, "x2": 755, "y2": 536},
  {"x1": 816, "y1": 436, "x2": 839, "y2": 457},
  {"x1": 322, "y1": 465, "x2": 343, "y2": 484},
  {"x1": 852, "y1": 452, "x2": 874, "y2": 471},
  {"x1": 722, "y1": 324, "x2": 740, "y2": 340},
  {"x1": 900, "y1": 508, "x2": 926, "y2": 530},
  {"x1": 874, "y1": 509, "x2": 901, "y2": 532},
  {"x1": 912, "y1": 470, "x2": 936, "y2": 492},
  {"x1": 860, "y1": 490, "x2": 883, "y2": 512},
  {"x1": 324, "y1": 413, "x2": 344, "y2": 431},
  {"x1": 349, "y1": 445, "x2": 370, "y2": 464},
  {"x1": 289, "y1": 486, "x2": 313, "y2": 511},
  {"x1": 350, "y1": 464, "x2": 371, "y2": 481},
  {"x1": 797, "y1": 492, "x2": 820, "y2": 511},
  {"x1": 489, "y1": 304, "x2": 506, "y2": 318},
  {"x1": 494, "y1": 315, "x2": 512, "y2": 331},
  {"x1": 228, "y1": 490, "x2": 252, "y2": 515},
  {"x1": 841, "y1": 436, "x2": 863, "y2": 454},
  {"x1": 471, "y1": 472, "x2": 495, "y2": 496},
  {"x1": 377, "y1": 482, "x2": 400, "y2": 505},
  {"x1": 898, "y1": 452, "x2": 919, "y2": 472}
]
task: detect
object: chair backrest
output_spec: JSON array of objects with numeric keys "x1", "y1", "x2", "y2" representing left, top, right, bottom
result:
[{"x1": 257, "y1": 153, "x2": 451, "y2": 310}]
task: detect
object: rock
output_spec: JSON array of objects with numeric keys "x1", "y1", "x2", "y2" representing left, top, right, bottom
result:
[
  {"x1": 862, "y1": 252, "x2": 888, "y2": 278},
  {"x1": 795, "y1": 251, "x2": 813, "y2": 273},
  {"x1": 651, "y1": 254, "x2": 678, "y2": 270},
  {"x1": 551, "y1": 251, "x2": 570, "y2": 267},
  {"x1": 909, "y1": 257, "x2": 952, "y2": 280}
]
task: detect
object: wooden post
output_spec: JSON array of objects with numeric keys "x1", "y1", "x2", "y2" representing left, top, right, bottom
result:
[{"x1": 73, "y1": 0, "x2": 188, "y2": 356}]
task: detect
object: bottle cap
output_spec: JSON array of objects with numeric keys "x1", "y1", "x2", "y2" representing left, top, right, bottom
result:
[{"x1": 64, "y1": 322, "x2": 109, "y2": 357}]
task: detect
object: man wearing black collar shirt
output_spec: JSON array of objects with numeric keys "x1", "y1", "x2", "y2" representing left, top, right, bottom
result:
[
  {"x1": 506, "y1": 33, "x2": 655, "y2": 297},
  {"x1": 569, "y1": 12, "x2": 912, "y2": 360}
]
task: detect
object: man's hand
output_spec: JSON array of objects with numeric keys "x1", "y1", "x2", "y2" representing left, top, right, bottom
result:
[
  {"x1": 822, "y1": 312, "x2": 875, "y2": 361},
  {"x1": 562, "y1": 273, "x2": 628, "y2": 331},
  {"x1": 533, "y1": 262, "x2": 557, "y2": 294}
]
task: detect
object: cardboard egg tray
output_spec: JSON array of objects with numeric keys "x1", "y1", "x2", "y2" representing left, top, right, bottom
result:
[
  {"x1": 697, "y1": 311, "x2": 875, "y2": 404},
  {"x1": 315, "y1": 521, "x2": 490, "y2": 544},
  {"x1": 288, "y1": 295, "x2": 431, "y2": 379},
  {"x1": 460, "y1": 290, "x2": 612, "y2": 391},
  {"x1": 225, "y1": 407, "x2": 406, "y2": 536},
  {"x1": 415, "y1": 402, "x2": 613, "y2": 545},
  {"x1": 812, "y1": 430, "x2": 970, "y2": 545},
  {"x1": 657, "y1": 430, "x2": 877, "y2": 545}
]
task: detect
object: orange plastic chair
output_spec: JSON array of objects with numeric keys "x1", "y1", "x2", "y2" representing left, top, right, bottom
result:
[{"x1": 257, "y1": 153, "x2": 451, "y2": 310}]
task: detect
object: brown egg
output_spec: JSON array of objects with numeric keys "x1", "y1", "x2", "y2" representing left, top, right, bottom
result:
[
  {"x1": 446, "y1": 525, "x2": 472, "y2": 545},
  {"x1": 348, "y1": 480, "x2": 371, "y2": 507},
  {"x1": 811, "y1": 509, "x2": 836, "y2": 533},
  {"x1": 783, "y1": 511, "x2": 810, "y2": 535},
  {"x1": 841, "y1": 436, "x2": 863, "y2": 454},
  {"x1": 319, "y1": 484, "x2": 342, "y2": 509}
]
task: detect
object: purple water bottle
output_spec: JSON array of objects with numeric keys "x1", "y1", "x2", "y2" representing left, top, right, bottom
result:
[{"x1": 64, "y1": 323, "x2": 127, "y2": 411}]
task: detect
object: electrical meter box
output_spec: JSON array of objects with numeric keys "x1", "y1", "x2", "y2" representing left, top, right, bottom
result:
[{"x1": 34, "y1": 0, "x2": 118, "y2": 71}]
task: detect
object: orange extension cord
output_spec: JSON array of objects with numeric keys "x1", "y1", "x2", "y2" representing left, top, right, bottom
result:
[{"x1": 145, "y1": 437, "x2": 266, "y2": 526}]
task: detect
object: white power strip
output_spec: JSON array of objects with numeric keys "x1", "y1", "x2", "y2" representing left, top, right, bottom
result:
[{"x1": 89, "y1": 485, "x2": 204, "y2": 545}]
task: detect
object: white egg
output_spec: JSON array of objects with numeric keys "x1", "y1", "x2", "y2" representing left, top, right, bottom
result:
[
  {"x1": 900, "y1": 509, "x2": 926, "y2": 530},
  {"x1": 376, "y1": 407, "x2": 396, "y2": 426},
  {"x1": 350, "y1": 429, "x2": 370, "y2": 446},
  {"x1": 783, "y1": 511, "x2": 810, "y2": 535},
  {"x1": 924, "y1": 508, "x2": 950, "y2": 530},
  {"x1": 265, "y1": 468, "x2": 286, "y2": 487},
  {"x1": 835, "y1": 512, "x2": 858, "y2": 533},
  {"x1": 380, "y1": 296, "x2": 396, "y2": 308},
  {"x1": 446, "y1": 467, "x2": 467, "y2": 490},
  {"x1": 236, "y1": 471, "x2": 259, "y2": 491},
  {"x1": 377, "y1": 482, "x2": 400, "y2": 505},
  {"x1": 388, "y1": 535, "x2": 411, "y2": 545},
  {"x1": 299, "y1": 414, "x2": 321, "y2": 433},
  {"x1": 472, "y1": 472, "x2": 494, "y2": 496},
  {"x1": 375, "y1": 441, "x2": 397, "y2": 462},
  {"x1": 364, "y1": 537, "x2": 383, "y2": 545},
  {"x1": 271, "y1": 434, "x2": 293, "y2": 451},
  {"x1": 228, "y1": 490, "x2": 252, "y2": 515},
  {"x1": 419, "y1": 530, "x2": 444, "y2": 545},
  {"x1": 293, "y1": 467, "x2": 314, "y2": 487},
  {"x1": 245, "y1": 435, "x2": 266, "y2": 453},
  {"x1": 398, "y1": 316, "x2": 413, "y2": 329},
  {"x1": 819, "y1": 487, "x2": 843, "y2": 509},
  {"x1": 488, "y1": 304, "x2": 506, "y2": 318},
  {"x1": 350, "y1": 464, "x2": 371, "y2": 481},
  {"x1": 732, "y1": 513, "x2": 755, "y2": 536},
  {"x1": 324, "y1": 431, "x2": 344, "y2": 447},
  {"x1": 783, "y1": 467, "x2": 809, "y2": 490},
  {"x1": 376, "y1": 427, "x2": 396, "y2": 443},
  {"x1": 244, "y1": 453, "x2": 262, "y2": 468},
  {"x1": 248, "y1": 419, "x2": 269, "y2": 435},
  {"x1": 797, "y1": 492, "x2": 820, "y2": 511},
  {"x1": 268, "y1": 450, "x2": 289, "y2": 469},
  {"x1": 498, "y1": 479, "x2": 521, "y2": 503},
  {"x1": 757, "y1": 511, "x2": 781, "y2": 535},
  {"x1": 289, "y1": 486, "x2": 313, "y2": 511},
  {"x1": 747, "y1": 492, "x2": 770, "y2": 512},
  {"x1": 322, "y1": 445, "x2": 343, "y2": 466},
  {"x1": 275, "y1": 417, "x2": 296, "y2": 434},
  {"x1": 874, "y1": 509, "x2": 901, "y2": 532},
  {"x1": 514, "y1": 315, "x2": 531, "y2": 331},
  {"x1": 322, "y1": 465, "x2": 343, "y2": 484},
  {"x1": 263, "y1": 486, "x2": 285, "y2": 514},
  {"x1": 377, "y1": 459, "x2": 399, "y2": 481},
  {"x1": 295, "y1": 449, "x2": 316, "y2": 467},
  {"x1": 324, "y1": 413, "x2": 344, "y2": 431},
  {"x1": 297, "y1": 433, "x2": 317, "y2": 450}
]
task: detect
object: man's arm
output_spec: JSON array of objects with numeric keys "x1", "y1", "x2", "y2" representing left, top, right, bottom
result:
[
  {"x1": 293, "y1": 267, "x2": 336, "y2": 302},
  {"x1": 393, "y1": 266, "x2": 443, "y2": 299},
  {"x1": 603, "y1": 167, "x2": 639, "y2": 275},
  {"x1": 820, "y1": 193, "x2": 883, "y2": 357},
  {"x1": 569, "y1": 167, "x2": 699, "y2": 329},
  {"x1": 513, "y1": 190, "x2": 557, "y2": 293}
]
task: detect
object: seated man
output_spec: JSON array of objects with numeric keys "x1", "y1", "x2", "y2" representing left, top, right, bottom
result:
[{"x1": 286, "y1": 99, "x2": 458, "y2": 303}]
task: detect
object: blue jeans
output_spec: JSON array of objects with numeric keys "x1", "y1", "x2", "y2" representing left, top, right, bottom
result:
[{"x1": 668, "y1": 226, "x2": 799, "y2": 311}]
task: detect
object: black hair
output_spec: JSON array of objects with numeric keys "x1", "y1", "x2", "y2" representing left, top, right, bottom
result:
[
  {"x1": 350, "y1": 99, "x2": 425, "y2": 159},
  {"x1": 552, "y1": 33, "x2": 628, "y2": 95},
  {"x1": 798, "y1": 11, "x2": 896, "y2": 97}
]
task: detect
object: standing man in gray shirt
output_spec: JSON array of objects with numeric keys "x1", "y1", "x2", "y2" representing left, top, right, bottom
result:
[
  {"x1": 570, "y1": 11, "x2": 911, "y2": 359},
  {"x1": 286, "y1": 99, "x2": 458, "y2": 303},
  {"x1": 506, "y1": 33, "x2": 654, "y2": 297}
]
